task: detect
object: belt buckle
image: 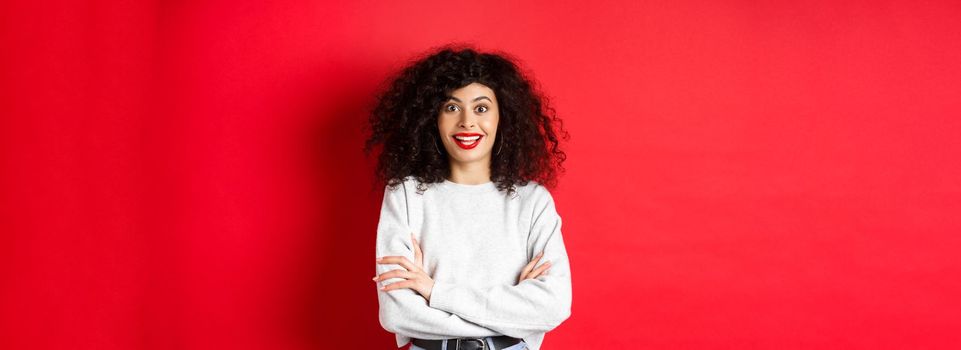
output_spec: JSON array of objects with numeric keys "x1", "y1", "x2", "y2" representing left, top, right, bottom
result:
[{"x1": 454, "y1": 337, "x2": 488, "y2": 350}]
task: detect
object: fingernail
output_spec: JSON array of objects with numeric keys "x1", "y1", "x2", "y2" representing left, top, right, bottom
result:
[
  {"x1": 376, "y1": 257, "x2": 382, "y2": 261},
  {"x1": 537, "y1": 252, "x2": 543, "y2": 257},
  {"x1": 372, "y1": 276, "x2": 377, "y2": 281}
]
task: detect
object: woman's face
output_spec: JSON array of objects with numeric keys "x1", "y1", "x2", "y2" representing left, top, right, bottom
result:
[{"x1": 437, "y1": 82, "x2": 500, "y2": 166}]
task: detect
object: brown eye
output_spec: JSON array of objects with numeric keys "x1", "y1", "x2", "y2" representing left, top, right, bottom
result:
[
  {"x1": 476, "y1": 105, "x2": 488, "y2": 113},
  {"x1": 445, "y1": 104, "x2": 459, "y2": 112}
]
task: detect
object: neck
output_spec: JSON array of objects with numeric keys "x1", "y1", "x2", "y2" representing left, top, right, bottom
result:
[{"x1": 448, "y1": 159, "x2": 492, "y2": 184}]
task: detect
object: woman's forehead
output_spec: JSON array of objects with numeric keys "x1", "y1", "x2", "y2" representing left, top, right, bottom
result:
[{"x1": 447, "y1": 82, "x2": 496, "y2": 100}]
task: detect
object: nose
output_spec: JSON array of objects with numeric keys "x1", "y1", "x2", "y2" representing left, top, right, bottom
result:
[{"x1": 458, "y1": 112, "x2": 476, "y2": 129}]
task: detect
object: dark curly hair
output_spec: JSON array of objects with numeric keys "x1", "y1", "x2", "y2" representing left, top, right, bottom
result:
[{"x1": 362, "y1": 44, "x2": 569, "y2": 198}]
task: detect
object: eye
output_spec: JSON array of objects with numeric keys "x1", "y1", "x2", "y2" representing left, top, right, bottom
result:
[
  {"x1": 476, "y1": 105, "x2": 488, "y2": 113},
  {"x1": 445, "y1": 104, "x2": 460, "y2": 112}
]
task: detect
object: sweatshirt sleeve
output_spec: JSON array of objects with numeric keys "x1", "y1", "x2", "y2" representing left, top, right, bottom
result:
[
  {"x1": 427, "y1": 185, "x2": 573, "y2": 339},
  {"x1": 375, "y1": 181, "x2": 501, "y2": 341}
]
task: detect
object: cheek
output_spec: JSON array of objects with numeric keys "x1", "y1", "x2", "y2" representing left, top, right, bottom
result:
[
  {"x1": 437, "y1": 118, "x2": 451, "y2": 135},
  {"x1": 486, "y1": 116, "x2": 500, "y2": 135}
]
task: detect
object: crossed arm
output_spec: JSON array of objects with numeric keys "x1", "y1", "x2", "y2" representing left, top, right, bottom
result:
[
  {"x1": 374, "y1": 232, "x2": 553, "y2": 339},
  {"x1": 374, "y1": 234, "x2": 552, "y2": 301},
  {"x1": 373, "y1": 184, "x2": 572, "y2": 340}
]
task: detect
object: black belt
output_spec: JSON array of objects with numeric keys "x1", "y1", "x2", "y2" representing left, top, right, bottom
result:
[{"x1": 411, "y1": 335, "x2": 523, "y2": 350}]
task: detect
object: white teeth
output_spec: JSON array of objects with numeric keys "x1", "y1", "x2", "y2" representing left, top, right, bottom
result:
[{"x1": 454, "y1": 135, "x2": 481, "y2": 141}]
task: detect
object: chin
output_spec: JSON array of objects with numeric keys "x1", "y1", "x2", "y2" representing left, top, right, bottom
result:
[{"x1": 449, "y1": 151, "x2": 492, "y2": 163}]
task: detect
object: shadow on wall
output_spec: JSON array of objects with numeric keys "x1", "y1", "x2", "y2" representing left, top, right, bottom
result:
[{"x1": 274, "y1": 55, "x2": 396, "y2": 348}]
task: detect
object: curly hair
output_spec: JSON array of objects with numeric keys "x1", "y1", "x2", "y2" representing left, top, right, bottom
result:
[{"x1": 363, "y1": 44, "x2": 569, "y2": 198}]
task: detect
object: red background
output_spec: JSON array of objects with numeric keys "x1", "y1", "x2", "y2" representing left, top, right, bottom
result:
[{"x1": 2, "y1": 1, "x2": 960, "y2": 349}]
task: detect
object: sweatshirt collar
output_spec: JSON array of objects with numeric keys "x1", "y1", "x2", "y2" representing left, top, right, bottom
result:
[{"x1": 437, "y1": 178, "x2": 499, "y2": 194}]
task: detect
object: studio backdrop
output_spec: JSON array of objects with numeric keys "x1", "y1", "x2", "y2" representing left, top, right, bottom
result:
[{"x1": 2, "y1": 1, "x2": 960, "y2": 349}]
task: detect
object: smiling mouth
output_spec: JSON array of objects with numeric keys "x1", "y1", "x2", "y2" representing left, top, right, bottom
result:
[{"x1": 452, "y1": 135, "x2": 483, "y2": 150}]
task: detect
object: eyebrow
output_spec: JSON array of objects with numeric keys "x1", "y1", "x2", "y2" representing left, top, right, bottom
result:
[{"x1": 447, "y1": 96, "x2": 492, "y2": 103}]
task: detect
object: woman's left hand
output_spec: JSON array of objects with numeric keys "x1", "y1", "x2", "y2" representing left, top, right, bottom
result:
[{"x1": 374, "y1": 233, "x2": 435, "y2": 301}]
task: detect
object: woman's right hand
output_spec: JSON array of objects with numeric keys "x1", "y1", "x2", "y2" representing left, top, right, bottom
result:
[{"x1": 517, "y1": 251, "x2": 551, "y2": 284}]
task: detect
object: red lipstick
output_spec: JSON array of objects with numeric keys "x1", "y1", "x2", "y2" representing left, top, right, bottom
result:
[{"x1": 452, "y1": 132, "x2": 483, "y2": 150}]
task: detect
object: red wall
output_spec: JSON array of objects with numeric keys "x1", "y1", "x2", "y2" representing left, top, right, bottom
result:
[{"x1": 2, "y1": 1, "x2": 960, "y2": 349}]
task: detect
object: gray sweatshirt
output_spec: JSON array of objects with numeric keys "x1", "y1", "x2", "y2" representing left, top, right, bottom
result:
[{"x1": 375, "y1": 176, "x2": 573, "y2": 350}]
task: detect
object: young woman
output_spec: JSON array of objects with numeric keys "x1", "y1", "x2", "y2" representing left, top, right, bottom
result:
[{"x1": 364, "y1": 45, "x2": 572, "y2": 350}]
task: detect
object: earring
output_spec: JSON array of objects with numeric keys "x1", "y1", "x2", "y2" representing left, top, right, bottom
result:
[
  {"x1": 435, "y1": 140, "x2": 443, "y2": 155},
  {"x1": 496, "y1": 139, "x2": 504, "y2": 156}
]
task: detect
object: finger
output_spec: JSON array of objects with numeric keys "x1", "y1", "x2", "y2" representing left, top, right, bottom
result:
[
  {"x1": 376, "y1": 256, "x2": 420, "y2": 272},
  {"x1": 529, "y1": 261, "x2": 552, "y2": 279},
  {"x1": 411, "y1": 233, "x2": 423, "y2": 267},
  {"x1": 519, "y1": 253, "x2": 544, "y2": 281},
  {"x1": 531, "y1": 266, "x2": 552, "y2": 279},
  {"x1": 380, "y1": 280, "x2": 415, "y2": 291},
  {"x1": 375, "y1": 268, "x2": 415, "y2": 282},
  {"x1": 521, "y1": 264, "x2": 552, "y2": 283},
  {"x1": 520, "y1": 252, "x2": 544, "y2": 277}
]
